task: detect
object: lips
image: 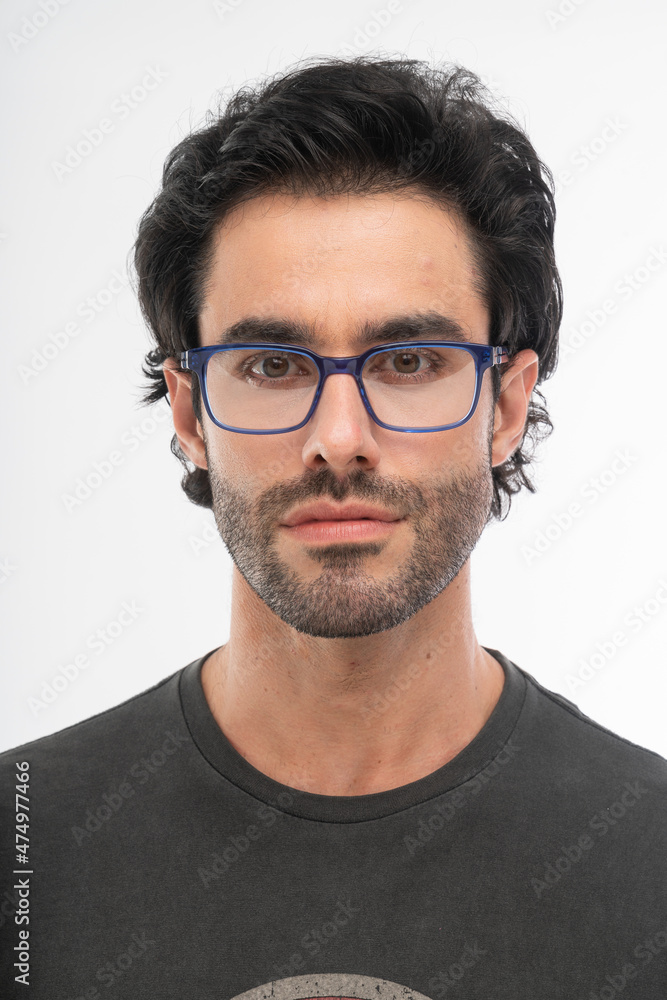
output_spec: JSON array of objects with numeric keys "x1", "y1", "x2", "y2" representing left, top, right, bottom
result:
[{"x1": 281, "y1": 502, "x2": 401, "y2": 527}]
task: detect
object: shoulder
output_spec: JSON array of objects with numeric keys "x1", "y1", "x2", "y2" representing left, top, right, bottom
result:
[
  {"x1": 512, "y1": 658, "x2": 667, "y2": 797},
  {"x1": 0, "y1": 667, "x2": 185, "y2": 789}
]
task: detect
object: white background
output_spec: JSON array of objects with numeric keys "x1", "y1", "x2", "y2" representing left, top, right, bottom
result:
[{"x1": 2, "y1": 0, "x2": 666, "y2": 756}]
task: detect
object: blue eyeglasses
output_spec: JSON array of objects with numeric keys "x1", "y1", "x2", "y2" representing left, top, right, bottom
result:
[{"x1": 177, "y1": 340, "x2": 510, "y2": 435}]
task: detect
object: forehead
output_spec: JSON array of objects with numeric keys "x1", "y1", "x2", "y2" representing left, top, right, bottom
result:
[{"x1": 199, "y1": 189, "x2": 488, "y2": 350}]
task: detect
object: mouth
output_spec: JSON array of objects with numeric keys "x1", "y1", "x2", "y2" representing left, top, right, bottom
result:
[{"x1": 281, "y1": 516, "x2": 404, "y2": 543}]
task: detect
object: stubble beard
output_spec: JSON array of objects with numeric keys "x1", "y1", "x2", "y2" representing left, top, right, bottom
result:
[{"x1": 204, "y1": 433, "x2": 494, "y2": 639}]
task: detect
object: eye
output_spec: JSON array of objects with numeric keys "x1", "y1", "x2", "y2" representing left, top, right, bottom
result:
[
  {"x1": 253, "y1": 355, "x2": 293, "y2": 378},
  {"x1": 391, "y1": 352, "x2": 425, "y2": 373}
]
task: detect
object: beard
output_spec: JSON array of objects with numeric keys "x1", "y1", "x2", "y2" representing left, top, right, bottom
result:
[{"x1": 204, "y1": 427, "x2": 494, "y2": 639}]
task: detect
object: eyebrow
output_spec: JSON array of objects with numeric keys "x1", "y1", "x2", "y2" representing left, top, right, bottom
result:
[{"x1": 212, "y1": 312, "x2": 475, "y2": 350}]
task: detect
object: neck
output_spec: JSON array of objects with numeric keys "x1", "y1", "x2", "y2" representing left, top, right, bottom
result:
[{"x1": 200, "y1": 561, "x2": 505, "y2": 796}]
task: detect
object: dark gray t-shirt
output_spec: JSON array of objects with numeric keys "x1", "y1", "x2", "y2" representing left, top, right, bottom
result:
[{"x1": 1, "y1": 646, "x2": 666, "y2": 999}]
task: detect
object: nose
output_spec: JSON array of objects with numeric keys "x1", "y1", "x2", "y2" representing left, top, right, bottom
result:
[{"x1": 299, "y1": 372, "x2": 382, "y2": 473}]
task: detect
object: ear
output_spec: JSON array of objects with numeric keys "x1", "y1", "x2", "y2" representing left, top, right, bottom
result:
[
  {"x1": 162, "y1": 358, "x2": 208, "y2": 469},
  {"x1": 491, "y1": 349, "x2": 540, "y2": 467}
]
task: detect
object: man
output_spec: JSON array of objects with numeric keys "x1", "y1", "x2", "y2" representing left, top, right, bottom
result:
[{"x1": 1, "y1": 55, "x2": 666, "y2": 999}]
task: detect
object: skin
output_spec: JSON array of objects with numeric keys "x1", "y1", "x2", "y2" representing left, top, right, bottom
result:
[{"x1": 163, "y1": 189, "x2": 539, "y2": 796}]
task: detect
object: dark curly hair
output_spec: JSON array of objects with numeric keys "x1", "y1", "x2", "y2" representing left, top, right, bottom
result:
[{"x1": 133, "y1": 53, "x2": 561, "y2": 521}]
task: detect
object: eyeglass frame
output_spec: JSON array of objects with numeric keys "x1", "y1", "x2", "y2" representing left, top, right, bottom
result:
[{"x1": 177, "y1": 340, "x2": 511, "y2": 435}]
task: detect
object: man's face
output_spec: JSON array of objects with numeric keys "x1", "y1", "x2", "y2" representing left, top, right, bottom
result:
[{"x1": 196, "y1": 190, "x2": 498, "y2": 638}]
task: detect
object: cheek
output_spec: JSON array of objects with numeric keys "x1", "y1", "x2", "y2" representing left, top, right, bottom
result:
[
  {"x1": 438, "y1": 435, "x2": 478, "y2": 475},
  {"x1": 215, "y1": 434, "x2": 299, "y2": 495},
  {"x1": 433, "y1": 406, "x2": 493, "y2": 474}
]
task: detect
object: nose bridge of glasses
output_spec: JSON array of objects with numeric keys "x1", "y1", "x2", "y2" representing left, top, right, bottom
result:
[
  {"x1": 316, "y1": 354, "x2": 365, "y2": 396},
  {"x1": 320, "y1": 355, "x2": 361, "y2": 375},
  {"x1": 313, "y1": 356, "x2": 370, "y2": 420}
]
